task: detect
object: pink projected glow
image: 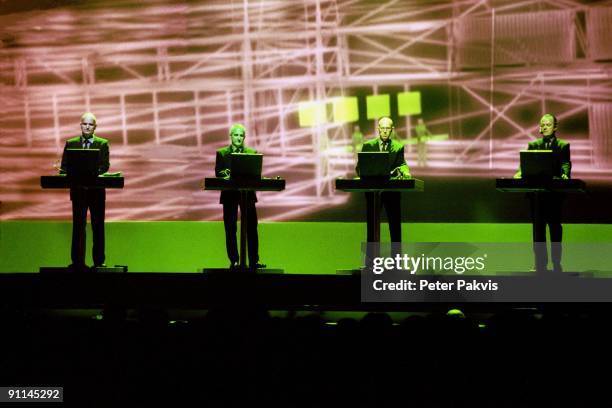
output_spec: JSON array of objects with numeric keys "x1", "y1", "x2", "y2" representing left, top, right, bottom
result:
[{"x1": 0, "y1": 0, "x2": 611, "y2": 221}]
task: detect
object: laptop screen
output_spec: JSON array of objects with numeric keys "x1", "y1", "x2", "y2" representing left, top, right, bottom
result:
[
  {"x1": 520, "y1": 150, "x2": 554, "y2": 179},
  {"x1": 65, "y1": 148, "x2": 100, "y2": 179},
  {"x1": 230, "y1": 153, "x2": 263, "y2": 180},
  {"x1": 358, "y1": 152, "x2": 389, "y2": 178}
]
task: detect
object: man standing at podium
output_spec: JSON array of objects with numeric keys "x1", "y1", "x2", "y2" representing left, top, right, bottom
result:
[
  {"x1": 215, "y1": 124, "x2": 265, "y2": 270},
  {"x1": 514, "y1": 113, "x2": 571, "y2": 273},
  {"x1": 60, "y1": 112, "x2": 110, "y2": 270},
  {"x1": 360, "y1": 116, "x2": 411, "y2": 244}
]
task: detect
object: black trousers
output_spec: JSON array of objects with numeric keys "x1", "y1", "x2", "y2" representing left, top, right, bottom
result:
[
  {"x1": 364, "y1": 192, "x2": 402, "y2": 267},
  {"x1": 529, "y1": 193, "x2": 564, "y2": 271},
  {"x1": 223, "y1": 199, "x2": 259, "y2": 266},
  {"x1": 365, "y1": 191, "x2": 402, "y2": 243},
  {"x1": 71, "y1": 189, "x2": 105, "y2": 266}
]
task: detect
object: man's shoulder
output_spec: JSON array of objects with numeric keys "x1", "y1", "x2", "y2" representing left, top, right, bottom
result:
[
  {"x1": 65, "y1": 136, "x2": 81, "y2": 145},
  {"x1": 93, "y1": 135, "x2": 109, "y2": 144},
  {"x1": 528, "y1": 138, "x2": 544, "y2": 149},
  {"x1": 217, "y1": 145, "x2": 231, "y2": 154},
  {"x1": 244, "y1": 147, "x2": 258, "y2": 154},
  {"x1": 556, "y1": 138, "x2": 570, "y2": 148},
  {"x1": 390, "y1": 139, "x2": 404, "y2": 150},
  {"x1": 362, "y1": 138, "x2": 379, "y2": 150}
]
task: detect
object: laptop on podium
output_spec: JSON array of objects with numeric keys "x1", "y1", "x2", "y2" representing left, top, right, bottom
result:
[
  {"x1": 520, "y1": 150, "x2": 554, "y2": 179},
  {"x1": 230, "y1": 153, "x2": 263, "y2": 180},
  {"x1": 358, "y1": 152, "x2": 389, "y2": 179},
  {"x1": 65, "y1": 148, "x2": 100, "y2": 181}
]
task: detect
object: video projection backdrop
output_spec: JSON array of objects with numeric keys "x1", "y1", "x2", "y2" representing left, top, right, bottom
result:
[{"x1": 1, "y1": 0, "x2": 612, "y2": 222}]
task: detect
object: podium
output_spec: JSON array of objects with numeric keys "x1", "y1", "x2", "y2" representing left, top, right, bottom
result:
[
  {"x1": 495, "y1": 178, "x2": 586, "y2": 193},
  {"x1": 335, "y1": 178, "x2": 424, "y2": 242},
  {"x1": 495, "y1": 178, "x2": 587, "y2": 228},
  {"x1": 204, "y1": 177, "x2": 285, "y2": 269},
  {"x1": 41, "y1": 174, "x2": 124, "y2": 272},
  {"x1": 496, "y1": 178, "x2": 586, "y2": 273},
  {"x1": 41, "y1": 174, "x2": 124, "y2": 189}
]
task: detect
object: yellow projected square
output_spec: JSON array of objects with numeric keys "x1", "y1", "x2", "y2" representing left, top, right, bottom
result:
[
  {"x1": 332, "y1": 97, "x2": 359, "y2": 123},
  {"x1": 298, "y1": 101, "x2": 327, "y2": 127},
  {"x1": 397, "y1": 91, "x2": 422, "y2": 115},
  {"x1": 366, "y1": 94, "x2": 390, "y2": 119}
]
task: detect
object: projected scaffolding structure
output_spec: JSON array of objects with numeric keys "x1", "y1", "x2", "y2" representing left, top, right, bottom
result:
[{"x1": 0, "y1": 0, "x2": 611, "y2": 221}]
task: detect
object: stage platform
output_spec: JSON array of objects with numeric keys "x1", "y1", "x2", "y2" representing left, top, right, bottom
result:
[{"x1": 2, "y1": 272, "x2": 612, "y2": 312}]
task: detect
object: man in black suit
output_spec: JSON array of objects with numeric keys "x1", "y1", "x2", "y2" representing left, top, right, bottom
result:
[
  {"x1": 60, "y1": 112, "x2": 110, "y2": 270},
  {"x1": 514, "y1": 113, "x2": 571, "y2": 273},
  {"x1": 360, "y1": 117, "x2": 411, "y2": 244},
  {"x1": 215, "y1": 124, "x2": 265, "y2": 270}
]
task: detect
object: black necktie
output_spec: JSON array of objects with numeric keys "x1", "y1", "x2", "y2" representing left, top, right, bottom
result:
[
  {"x1": 382, "y1": 141, "x2": 389, "y2": 152},
  {"x1": 83, "y1": 139, "x2": 92, "y2": 149}
]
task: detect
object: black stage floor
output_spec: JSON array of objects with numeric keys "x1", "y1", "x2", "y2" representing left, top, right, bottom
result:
[{"x1": 2, "y1": 272, "x2": 612, "y2": 312}]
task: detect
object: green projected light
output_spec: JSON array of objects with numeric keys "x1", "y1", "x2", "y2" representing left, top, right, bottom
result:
[
  {"x1": 397, "y1": 91, "x2": 422, "y2": 115},
  {"x1": 298, "y1": 101, "x2": 327, "y2": 127},
  {"x1": 366, "y1": 94, "x2": 390, "y2": 119},
  {"x1": 332, "y1": 97, "x2": 359, "y2": 123}
]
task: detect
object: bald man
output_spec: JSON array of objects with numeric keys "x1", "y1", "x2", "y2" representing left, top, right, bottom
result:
[
  {"x1": 215, "y1": 124, "x2": 265, "y2": 270},
  {"x1": 360, "y1": 117, "x2": 410, "y2": 243},
  {"x1": 515, "y1": 113, "x2": 571, "y2": 273},
  {"x1": 60, "y1": 112, "x2": 110, "y2": 269}
]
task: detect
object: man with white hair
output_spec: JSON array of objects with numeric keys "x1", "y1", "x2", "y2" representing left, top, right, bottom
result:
[
  {"x1": 215, "y1": 124, "x2": 265, "y2": 270},
  {"x1": 60, "y1": 112, "x2": 110, "y2": 270},
  {"x1": 360, "y1": 116, "x2": 411, "y2": 244}
]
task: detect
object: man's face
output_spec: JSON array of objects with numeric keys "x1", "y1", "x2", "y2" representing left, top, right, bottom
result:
[
  {"x1": 378, "y1": 118, "x2": 394, "y2": 142},
  {"x1": 539, "y1": 116, "x2": 556, "y2": 138},
  {"x1": 80, "y1": 116, "x2": 96, "y2": 137},
  {"x1": 231, "y1": 128, "x2": 245, "y2": 149}
]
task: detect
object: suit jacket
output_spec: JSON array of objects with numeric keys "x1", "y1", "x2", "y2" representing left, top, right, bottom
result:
[
  {"x1": 359, "y1": 138, "x2": 410, "y2": 177},
  {"x1": 515, "y1": 136, "x2": 571, "y2": 179},
  {"x1": 215, "y1": 145, "x2": 258, "y2": 204},
  {"x1": 59, "y1": 135, "x2": 110, "y2": 201}
]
